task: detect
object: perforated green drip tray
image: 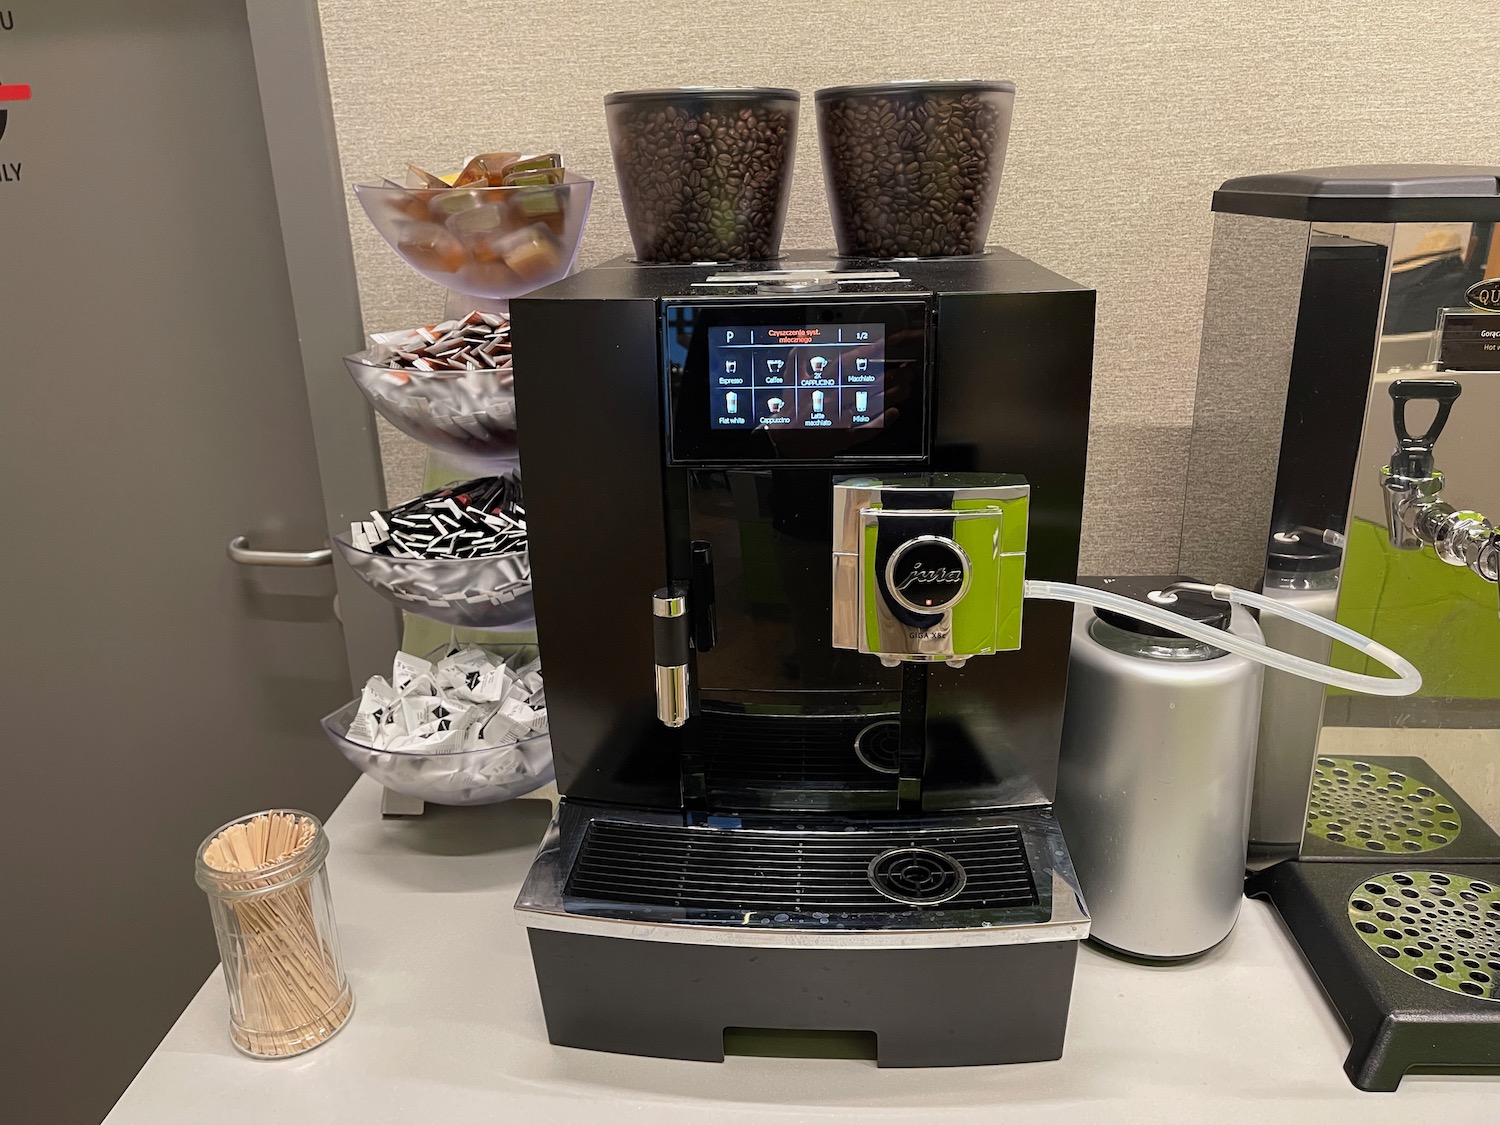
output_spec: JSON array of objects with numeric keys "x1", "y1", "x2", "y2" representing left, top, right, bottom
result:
[
  {"x1": 1307, "y1": 757, "x2": 1461, "y2": 854},
  {"x1": 1348, "y1": 871, "x2": 1500, "y2": 1002}
]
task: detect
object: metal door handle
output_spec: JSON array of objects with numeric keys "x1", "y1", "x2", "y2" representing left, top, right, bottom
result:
[{"x1": 227, "y1": 535, "x2": 332, "y2": 567}]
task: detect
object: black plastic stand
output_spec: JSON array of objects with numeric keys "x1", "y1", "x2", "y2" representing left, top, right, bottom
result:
[{"x1": 1248, "y1": 859, "x2": 1500, "y2": 1090}]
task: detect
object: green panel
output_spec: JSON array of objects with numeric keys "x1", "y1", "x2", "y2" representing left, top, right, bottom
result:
[
  {"x1": 1333, "y1": 516, "x2": 1500, "y2": 699},
  {"x1": 996, "y1": 551, "x2": 1026, "y2": 650},
  {"x1": 950, "y1": 511, "x2": 1002, "y2": 655},
  {"x1": 862, "y1": 517, "x2": 882, "y2": 643},
  {"x1": 859, "y1": 494, "x2": 1029, "y2": 656},
  {"x1": 959, "y1": 494, "x2": 1026, "y2": 652},
  {"x1": 954, "y1": 491, "x2": 1030, "y2": 555}
]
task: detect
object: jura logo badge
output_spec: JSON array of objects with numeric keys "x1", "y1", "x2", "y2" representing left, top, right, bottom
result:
[
  {"x1": 887, "y1": 536, "x2": 971, "y2": 614},
  {"x1": 1467, "y1": 278, "x2": 1500, "y2": 311},
  {"x1": 896, "y1": 565, "x2": 963, "y2": 592}
]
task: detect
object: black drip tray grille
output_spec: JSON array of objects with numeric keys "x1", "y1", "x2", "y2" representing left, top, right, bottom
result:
[{"x1": 564, "y1": 820, "x2": 1039, "y2": 915}]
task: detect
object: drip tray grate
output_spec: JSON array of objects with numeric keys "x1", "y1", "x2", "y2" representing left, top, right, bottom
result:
[
  {"x1": 867, "y1": 847, "x2": 966, "y2": 905},
  {"x1": 1348, "y1": 871, "x2": 1500, "y2": 1002},
  {"x1": 1307, "y1": 757, "x2": 1461, "y2": 854},
  {"x1": 564, "y1": 820, "x2": 1037, "y2": 915}
]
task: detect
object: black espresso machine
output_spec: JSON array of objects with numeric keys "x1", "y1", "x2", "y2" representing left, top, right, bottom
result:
[{"x1": 510, "y1": 250, "x2": 1095, "y2": 1066}]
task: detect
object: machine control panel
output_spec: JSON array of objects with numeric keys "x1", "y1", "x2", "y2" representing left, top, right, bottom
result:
[
  {"x1": 706, "y1": 322, "x2": 887, "y2": 432},
  {"x1": 663, "y1": 297, "x2": 929, "y2": 464}
]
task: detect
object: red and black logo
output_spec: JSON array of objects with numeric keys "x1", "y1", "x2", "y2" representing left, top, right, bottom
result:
[{"x1": 0, "y1": 82, "x2": 32, "y2": 142}]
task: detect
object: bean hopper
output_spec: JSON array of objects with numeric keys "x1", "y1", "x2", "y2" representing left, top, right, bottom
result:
[
  {"x1": 508, "y1": 249, "x2": 1095, "y2": 1065},
  {"x1": 1180, "y1": 165, "x2": 1500, "y2": 1088}
]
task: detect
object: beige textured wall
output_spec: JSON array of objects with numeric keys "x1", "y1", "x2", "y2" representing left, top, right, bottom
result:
[{"x1": 317, "y1": 0, "x2": 1499, "y2": 572}]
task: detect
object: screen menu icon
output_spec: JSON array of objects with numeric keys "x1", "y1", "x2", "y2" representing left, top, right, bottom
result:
[{"x1": 708, "y1": 323, "x2": 885, "y2": 431}]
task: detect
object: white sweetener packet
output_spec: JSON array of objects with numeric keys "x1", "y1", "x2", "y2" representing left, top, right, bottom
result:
[
  {"x1": 476, "y1": 744, "x2": 526, "y2": 782},
  {"x1": 436, "y1": 646, "x2": 490, "y2": 692},
  {"x1": 436, "y1": 648, "x2": 514, "y2": 703},
  {"x1": 344, "y1": 645, "x2": 549, "y2": 757},
  {"x1": 392, "y1": 651, "x2": 435, "y2": 692},
  {"x1": 398, "y1": 693, "x2": 447, "y2": 734},
  {"x1": 348, "y1": 676, "x2": 398, "y2": 745},
  {"x1": 386, "y1": 725, "x2": 464, "y2": 754},
  {"x1": 477, "y1": 696, "x2": 540, "y2": 741}
]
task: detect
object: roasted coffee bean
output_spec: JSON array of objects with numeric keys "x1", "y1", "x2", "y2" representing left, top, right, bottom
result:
[
  {"x1": 606, "y1": 90, "x2": 798, "y2": 263},
  {"x1": 816, "y1": 83, "x2": 1012, "y2": 258}
]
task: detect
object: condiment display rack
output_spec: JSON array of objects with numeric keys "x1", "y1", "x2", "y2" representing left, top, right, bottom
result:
[{"x1": 339, "y1": 167, "x2": 591, "y2": 815}]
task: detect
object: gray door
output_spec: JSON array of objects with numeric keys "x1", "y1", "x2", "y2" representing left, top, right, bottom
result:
[{"x1": 0, "y1": 3, "x2": 394, "y2": 1122}]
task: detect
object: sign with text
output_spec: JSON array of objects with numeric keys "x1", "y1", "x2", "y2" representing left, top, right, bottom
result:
[{"x1": 1436, "y1": 308, "x2": 1500, "y2": 372}]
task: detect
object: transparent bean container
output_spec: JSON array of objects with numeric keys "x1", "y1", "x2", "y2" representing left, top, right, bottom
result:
[
  {"x1": 815, "y1": 79, "x2": 1015, "y2": 258},
  {"x1": 194, "y1": 811, "x2": 353, "y2": 1058},
  {"x1": 605, "y1": 87, "x2": 799, "y2": 263}
]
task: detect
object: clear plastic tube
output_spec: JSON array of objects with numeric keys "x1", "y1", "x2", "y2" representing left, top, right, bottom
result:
[{"x1": 1023, "y1": 580, "x2": 1421, "y2": 697}]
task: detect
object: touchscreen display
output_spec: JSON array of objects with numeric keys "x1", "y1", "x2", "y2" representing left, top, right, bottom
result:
[{"x1": 707, "y1": 323, "x2": 885, "y2": 430}]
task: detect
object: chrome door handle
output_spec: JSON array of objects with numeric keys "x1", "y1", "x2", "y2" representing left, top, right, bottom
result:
[{"x1": 227, "y1": 535, "x2": 333, "y2": 567}]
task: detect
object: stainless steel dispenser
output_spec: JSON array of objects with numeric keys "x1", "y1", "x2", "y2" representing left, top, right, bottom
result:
[{"x1": 1182, "y1": 165, "x2": 1500, "y2": 1089}]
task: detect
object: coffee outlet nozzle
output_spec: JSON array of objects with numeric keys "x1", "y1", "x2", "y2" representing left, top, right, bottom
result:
[
  {"x1": 1381, "y1": 379, "x2": 1500, "y2": 617},
  {"x1": 831, "y1": 474, "x2": 1031, "y2": 668}
]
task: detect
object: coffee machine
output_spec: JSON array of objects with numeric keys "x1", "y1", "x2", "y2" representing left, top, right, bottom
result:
[{"x1": 509, "y1": 249, "x2": 1095, "y2": 1066}]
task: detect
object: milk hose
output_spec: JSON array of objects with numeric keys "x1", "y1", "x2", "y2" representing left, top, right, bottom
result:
[{"x1": 1022, "y1": 580, "x2": 1421, "y2": 697}]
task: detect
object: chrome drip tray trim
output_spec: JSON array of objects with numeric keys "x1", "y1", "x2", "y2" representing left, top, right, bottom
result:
[{"x1": 515, "y1": 801, "x2": 1089, "y2": 950}]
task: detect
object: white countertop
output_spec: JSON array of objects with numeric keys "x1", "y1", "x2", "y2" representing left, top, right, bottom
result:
[{"x1": 107, "y1": 776, "x2": 1497, "y2": 1123}]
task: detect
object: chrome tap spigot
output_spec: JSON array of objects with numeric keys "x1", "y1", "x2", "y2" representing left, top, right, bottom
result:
[
  {"x1": 1381, "y1": 380, "x2": 1461, "y2": 550},
  {"x1": 1380, "y1": 378, "x2": 1500, "y2": 617}
]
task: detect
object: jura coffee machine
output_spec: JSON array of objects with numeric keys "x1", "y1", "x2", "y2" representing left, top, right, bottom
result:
[{"x1": 510, "y1": 250, "x2": 1094, "y2": 1066}]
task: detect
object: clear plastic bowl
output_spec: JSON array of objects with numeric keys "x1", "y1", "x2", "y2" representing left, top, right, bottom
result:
[
  {"x1": 321, "y1": 698, "x2": 553, "y2": 806},
  {"x1": 604, "y1": 87, "x2": 798, "y2": 263},
  {"x1": 333, "y1": 535, "x2": 534, "y2": 630},
  {"x1": 815, "y1": 80, "x2": 1015, "y2": 258},
  {"x1": 344, "y1": 350, "x2": 519, "y2": 471},
  {"x1": 353, "y1": 175, "x2": 593, "y2": 299}
]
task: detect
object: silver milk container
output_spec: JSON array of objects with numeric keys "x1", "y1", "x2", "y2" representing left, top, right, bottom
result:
[
  {"x1": 1055, "y1": 582, "x2": 1264, "y2": 959},
  {"x1": 1249, "y1": 566, "x2": 1337, "y2": 847}
]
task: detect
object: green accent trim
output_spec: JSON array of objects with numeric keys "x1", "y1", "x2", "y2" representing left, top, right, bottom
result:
[
  {"x1": 862, "y1": 517, "x2": 882, "y2": 644},
  {"x1": 1332, "y1": 517, "x2": 1500, "y2": 699},
  {"x1": 996, "y1": 551, "x2": 1026, "y2": 651},
  {"x1": 859, "y1": 493, "x2": 1028, "y2": 657}
]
